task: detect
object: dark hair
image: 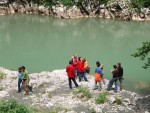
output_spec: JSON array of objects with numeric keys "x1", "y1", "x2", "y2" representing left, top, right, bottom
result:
[
  {"x1": 113, "y1": 65, "x2": 117, "y2": 69},
  {"x1": 78, "y1": 57, "x2": 81, "y2": 61},
  {"x1": 22, "y1": 66, "x2": 25, "y2": 70},
  {"x1": 117, "y1": 63, "x2": 121, "y2": 67},
  {"x1": 69, "y1": 60, "x2": 73, "y2": 64},
  {"x1": 18, "y1": 67, "x2": 22, "y2": 72},
  {"x1": 96, "y1": 61, "x2": 101, "y2": 67}
]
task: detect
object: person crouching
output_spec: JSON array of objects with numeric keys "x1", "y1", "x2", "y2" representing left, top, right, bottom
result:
[{"x1": 66, "y1": 60, "x2": 79, "y2": 89}]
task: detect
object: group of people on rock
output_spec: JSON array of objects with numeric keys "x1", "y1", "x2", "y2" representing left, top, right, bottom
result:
[
  {"x1": 66, "y1": 54, "x2": 124, "y2": 93},
  {"x1": 17, "y1": 66, "x2": 32, "y2": 95},
  {"x1": 66, "y1": 54, "x2": 90, "y2": 89}
]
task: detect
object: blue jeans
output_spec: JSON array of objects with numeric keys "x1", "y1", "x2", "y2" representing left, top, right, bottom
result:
[
  {"x1": 18, "y1": 78, "x2": 22, "y2": 92},
  {"x1": 78, "y1": 72, "x2": 88, "y2": 82},
  {"x1": 107, "y1": 78, "x2": 118, "y2": 93}
]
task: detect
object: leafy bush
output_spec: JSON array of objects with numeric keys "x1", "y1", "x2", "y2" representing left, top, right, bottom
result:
[
  {"x1": 60, "y1": 0, "x2": 72, "y2": 6},
  {"x1": 114, "y1": 97, "x2": 122, "y2": 105},
  {"x1": 74, "y1": 86, "x2": 91, "y2": 100},
  {"x1": 0, "y1": 72, "x2": 5, "y2": 80},
  {"x1": 95, "y1": 92, "x2": 108, "y2": 104},
  {"x1": 131, "y1": 0, "x2": 150, "y2": 8},
  {"x1": 0, "y1": 99, "x2": 30, "y2": 113}
]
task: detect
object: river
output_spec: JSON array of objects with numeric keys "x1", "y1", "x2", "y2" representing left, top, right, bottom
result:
[{"x1": 0, "y1": 14, "x2": 150, "y2": 95}]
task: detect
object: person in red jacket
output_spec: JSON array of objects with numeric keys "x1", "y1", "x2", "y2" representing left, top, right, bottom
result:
[
  {"x1": 66, "y1": 60, "x2": 78, "y2": 89},
  {"x1": 77, "y1": 57, "x2": 88, "y2": 82}
]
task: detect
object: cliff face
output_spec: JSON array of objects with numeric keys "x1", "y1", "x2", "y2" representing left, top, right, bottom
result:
[
  {"x1": 0, "y1": 0, "x2": 150, "y2": 21},
  {"x1": 0, "y1": 67, "x2": 150, "y2": 113}
]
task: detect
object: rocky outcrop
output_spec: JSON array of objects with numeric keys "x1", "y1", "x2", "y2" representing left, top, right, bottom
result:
[
  {"x1": 0, "y1": 0, "x2": 150, "y2": 21},
  {"x1": 0, "y1": 67, "x2": 150, "y2": 113}
]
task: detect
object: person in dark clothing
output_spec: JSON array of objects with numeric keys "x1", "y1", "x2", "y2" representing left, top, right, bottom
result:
[
  {"x1": 66, "y1": 60, "x2": 78, "y2": 89},
  {"x1": 107, "y1": 65, "x2": 118, "y2": 93},
  {"x1": 117, "y1": 63, "x2": 123, "y2": 91}
]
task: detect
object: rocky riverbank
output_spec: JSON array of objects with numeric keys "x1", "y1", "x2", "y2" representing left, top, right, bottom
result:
[
  {"x1": 0, "y1": 67, "x2": 150, "y2": 113},
  {"x1": 0, "y1": 0, "x2": 150, "y2": 21}
]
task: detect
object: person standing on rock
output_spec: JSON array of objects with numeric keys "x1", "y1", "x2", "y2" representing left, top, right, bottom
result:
[
  {"x1": 77, "y1": 57, "x2": 88, "y2": 82},
  {"x1": 71, "y1": 54, "x2": 78, "y2": 77},
  {"x1": 82, "y1": 58, "x2": 90, "y2": 74},
  {"x1": 100, "y1": 64, "x2": 106, "y2": 85},
  {"x1": 93, "y1": 61, "x2": 103, "y2": 91},
  {"x1": 66, "y1": 60, "x2": 78, "y2": 89},
  {"x1": 107, "y1": 65, "x2": 118, "y2": 93},
  {"x1": 17, "y1": 67, "x2": 22, "y2": 93},
  {"x1": 117, "y1": 63, "x2": 124, "y2": 91},
  {"x1": 21, "y1": 66, "x2": 29, "y2": 95}
]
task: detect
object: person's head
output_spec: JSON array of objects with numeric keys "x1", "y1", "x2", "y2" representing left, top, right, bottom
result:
[
  {"x1": 113, "y1": 65, "x2": 117, "y2": 69},
  {"x1": 78, "y1": 57, "x2": 81, "y2": 61},
  {"x1": 69, "y1": 60, "x2": 73, "y2": 65},
  {"x1": 96, "y1": 61, "x2": 101, "y2": 67},
  {"x1": 22, "y1": 66, "x2": 26, "y2": 72},
  {"x1": 18, "y1": 67, "x2": 22, "y2": 72},
  {"x1": 117, "y1": 63, "x2": 121, "y2": 67},
  {"x1": 82, "y1": 58, "x2": 86, "y2": 63},
  {"x1": 74, "y1": 54, "x2": 77, "y2": 58}
]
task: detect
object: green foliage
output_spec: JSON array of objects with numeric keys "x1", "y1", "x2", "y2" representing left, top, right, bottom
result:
[
  {"x1": 90, "y1": 108, "x2": 96, "y2": 113},
  {"x1": 74, "y1": 86, "x2": 91, "y2": 100},
  {"x1": 41, "y1": 90, "x2": 46, "y2": 94},
  {"x1": 0, "y1": 72, "x2": 5, "y2": 80},
  {"x1": 60, "y1": 0, "x2": 72, "y2": 6},
  {"x1": 0, "y1": 99, "x2": 30, "y2": 113},
  {"x1": 114, "y1": 97, "x2": 122, "y2": 105},
  {"x1": 95, "y1": 92, "x2": 108, "y2": 104},
  {"x1": 39, "y1": 82, "x2": 47, "y2": 87},
  {"x1": 49, "y1": 107, "x2": 68, "y2": 113},
  {"x1": 131, "y1": 41, "x2": 150, "y2": 69},
  {"x1": 0, "y1": 85, "x2": 3, "y2": 91},
  {"x1": 48, "y1": 93, "x2": 52, "y2": 98},
  {"x1": 131, "y1": 0, "x2": 150, "y2": 8}
]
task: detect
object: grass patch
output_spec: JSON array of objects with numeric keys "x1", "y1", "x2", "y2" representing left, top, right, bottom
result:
[
  {"x1": 0, "y1": 72, "x2": 5, "y2": 80},
  {"x1": 0, "y1": 99, "x2": 30, "y2": 113},
  {"x1": 0, "y1": 85, "x2": 3, "y2": 91},
  {"x1": 114, "y1": 97, "x2": 122, "y2": 105},
  {"x1": 73, "y1": 86, "x2": 91, "y2": 100},
  {"x1": 39, "y1": 82, "x2": 47, "y2": 87},
  {"x1": 95, "y1": 92, "x2": 108, "y2": 104},
  {"x1": 49, "y1": 107, "x2": 68, "y2": 113},
  {"x1": 90, "y1": 108, "x2": 96, "y2": 113},
  {"x1": 41, "y1": 90, "x2": 46, "y2": 94},
  {"x1": 48, "y1": 93, "x2": 52, "y2": 98}
]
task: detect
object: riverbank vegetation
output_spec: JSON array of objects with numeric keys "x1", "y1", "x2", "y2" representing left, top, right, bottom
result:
[{"x1": 132, "y1": 41, "x2": 150, "y2": 69}]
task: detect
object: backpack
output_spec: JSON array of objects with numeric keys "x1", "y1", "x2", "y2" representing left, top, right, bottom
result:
[{"x1": 95, "y1": 73, "x2": 101, "y2": 82}]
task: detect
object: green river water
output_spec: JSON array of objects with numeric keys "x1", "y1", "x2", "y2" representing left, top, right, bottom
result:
[{"x1": 0, "y1": 14, "x2": 150, "y2": 95}]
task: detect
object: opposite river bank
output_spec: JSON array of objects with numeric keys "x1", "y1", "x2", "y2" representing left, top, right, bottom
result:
[{"x1": 0, "y1": 0, "x2": 150, "y2": 21}]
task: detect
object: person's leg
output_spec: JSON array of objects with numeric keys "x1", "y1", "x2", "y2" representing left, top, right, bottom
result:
[
  {"x1": 18, "y1": 79, "x2": 22, "y2": 92},
  {"x1": 82, "y1": 72, "x2": 88, "y2": 81},
  {"x1": 93, "y1": 81, "x2": 98, "y2": 90},
  {"x1": 72, "y1": 78, "x2": 78, "y2": 87},
  {"x1": 101, "y1": 75, "x2": 106, "y2": 85},
  {"x1": 119, "y1": 79, "x2": 123, "y2": 91},
  {"x1": 24, "y1": 80, "x2": 29, "y2": 95},
  {"x1": 107, "y1": 78, "x2": 114, "y2": 91},
  {"x1": 98, "y1": 82, "x2": 102, "y2": 91},
  {"x1": 78, "y1": 72, "x2": 82, "y2": 82},
  {"x1": 68, "y1": 78, "x2": 72, "y2": 89},
  {"x1": 114, "y1": 80, "x2": 118, "y2": 93}
]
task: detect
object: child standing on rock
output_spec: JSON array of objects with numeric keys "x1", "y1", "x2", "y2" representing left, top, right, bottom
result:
[{"x1": 66, "y1": 60, "x2": 78, "y2": 89}]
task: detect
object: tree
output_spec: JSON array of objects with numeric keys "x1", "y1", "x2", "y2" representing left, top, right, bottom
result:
[{"x1": 131, "y1": 41, "x2": 150, "y2": 69}]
